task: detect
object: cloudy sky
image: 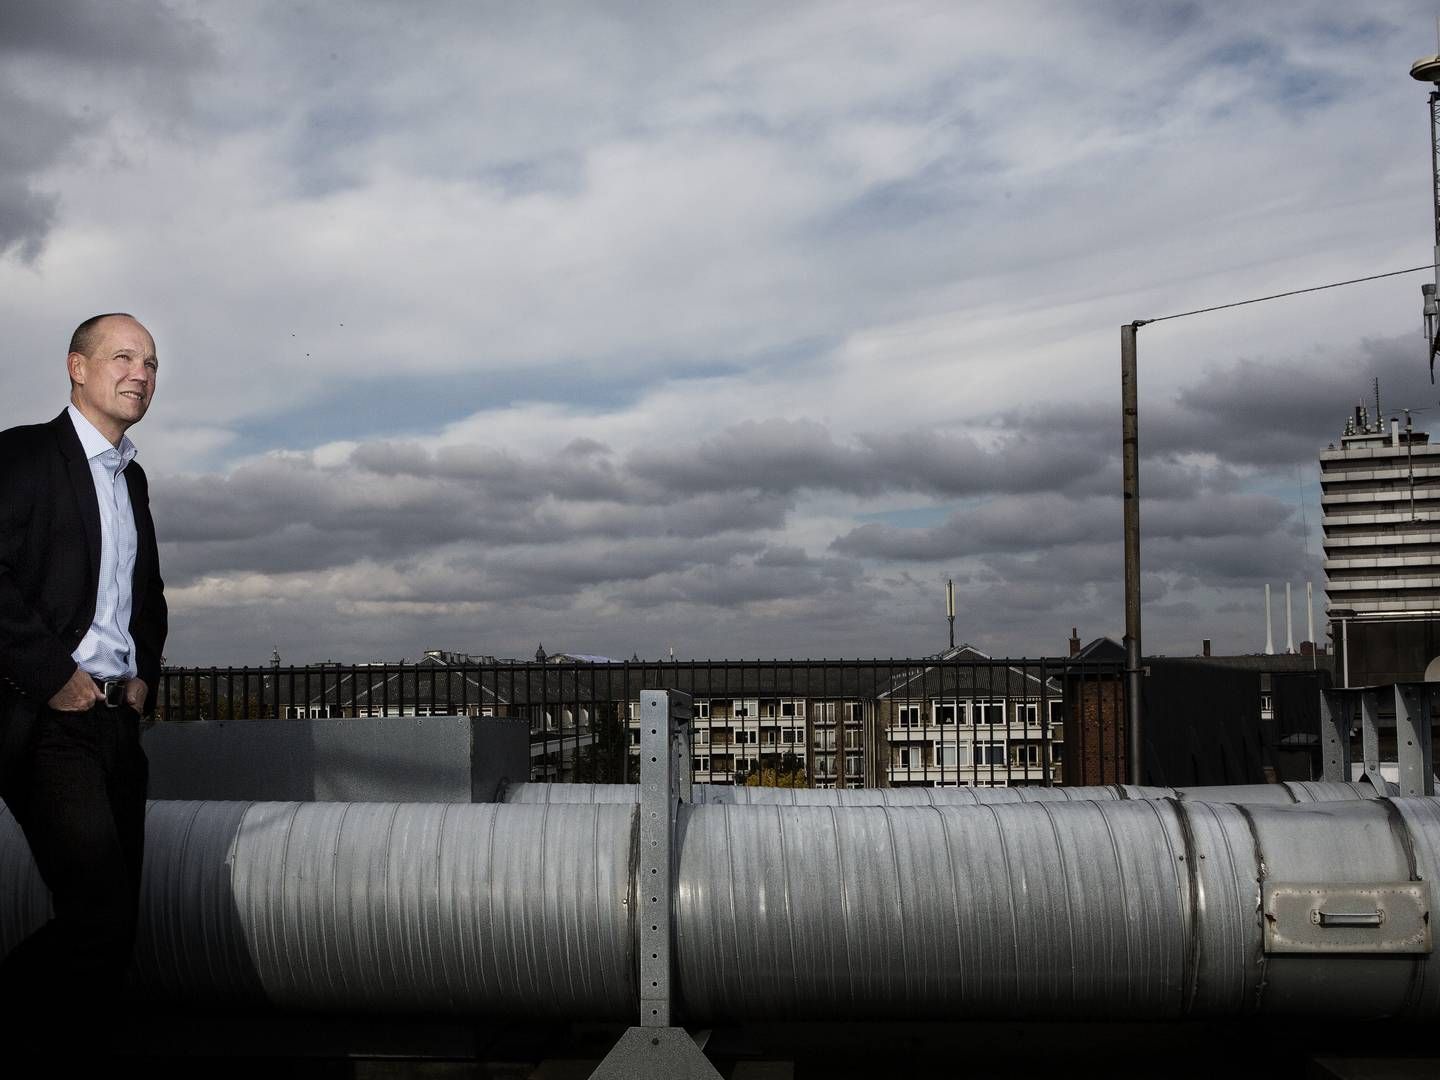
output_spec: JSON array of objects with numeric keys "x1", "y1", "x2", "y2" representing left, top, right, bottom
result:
[{"x1": 4, "y1": 1, "x2": 1438, "y2": 664}]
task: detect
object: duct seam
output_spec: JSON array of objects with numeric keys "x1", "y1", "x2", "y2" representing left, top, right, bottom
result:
[
  {"x1": 1171, "y1": 798, "x2": 1204, "y2": 1015},
  {"x1": 1233, "y1": 803, "x2": 1270, "y2": 1012}
]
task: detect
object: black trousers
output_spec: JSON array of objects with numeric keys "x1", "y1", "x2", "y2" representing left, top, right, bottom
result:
[{"x1": 0, "y1": 702, "x2": 148, "y2": 1030}]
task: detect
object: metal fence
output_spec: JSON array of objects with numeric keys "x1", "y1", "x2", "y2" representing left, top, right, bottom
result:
[{"x1": 154, "y1": 656, "x2": 1132, "y2": 789}]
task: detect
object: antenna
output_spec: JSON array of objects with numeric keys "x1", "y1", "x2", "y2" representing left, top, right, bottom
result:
[
  {"x1": 1375, "y1": 377, "x2": 1382, "y2": 429},
  {"x1": 945, "y1": 578, "x2": 955, "y2": 650}
]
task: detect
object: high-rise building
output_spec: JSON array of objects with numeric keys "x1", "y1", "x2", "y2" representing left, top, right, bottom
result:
[{"x1": 1320, "y1": 404, "x2": 1440, "y2": 682}]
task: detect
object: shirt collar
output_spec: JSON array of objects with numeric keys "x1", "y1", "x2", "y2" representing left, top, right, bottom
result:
[{"x1": 66, "y1": 404, "x2": 137, "y2": 469}]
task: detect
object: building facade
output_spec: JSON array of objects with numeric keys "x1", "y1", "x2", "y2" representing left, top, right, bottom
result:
[{"x1": 1321, "y1": 406, "x2": 1440, "y2": 683}]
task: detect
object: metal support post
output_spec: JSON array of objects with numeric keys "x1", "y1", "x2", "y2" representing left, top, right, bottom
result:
[
  {"x1": 1394, "y1": 684, "x2": 1436, "y2": 798},
  {"x1": 1121, "y1": 321, "x2": 1144, "y2": 784},
  {"x1": 1320, "y1": 689, "x2": 1352, "y2": 783},
  {"x1": 1361, "y1": 690, "x2": 1381, "y2": 782},
  {"x1": 591, "y1": 689, "x2": 721, "y2": 1080}
]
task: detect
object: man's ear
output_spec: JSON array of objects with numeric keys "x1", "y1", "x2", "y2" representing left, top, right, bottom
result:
[{"x1": 68, "y1": 352, "x2": 87, "y2": 385}]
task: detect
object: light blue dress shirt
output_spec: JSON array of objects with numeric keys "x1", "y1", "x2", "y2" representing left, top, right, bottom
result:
[{"x1": 66, "y1": 405, "x2": 139, "y2": 681}]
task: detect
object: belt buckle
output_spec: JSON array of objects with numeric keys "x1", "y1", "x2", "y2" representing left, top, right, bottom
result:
[{"x1": 103, "y1": 679, "x2": 127, "y2": 708}]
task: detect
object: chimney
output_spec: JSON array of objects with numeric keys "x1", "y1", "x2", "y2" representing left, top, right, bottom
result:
[
  {"x1": 1202, "y1": 638, "x2": 1211, "y2": 658},
  {"x1": 1285, "y1": 582, "x2": 1295, "y2": 654},
  {"x1": 1069, "y1": 627, "x2": 1081, "y2": 657},
  {"x1": 1264, "y1": 585, "x2": 1275, "y2": 655},
  {"x1": 1392, "y1": 418, "x2": 1401, "y2": 447}
]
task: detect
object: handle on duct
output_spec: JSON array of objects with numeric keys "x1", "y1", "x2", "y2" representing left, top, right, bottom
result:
[{"x1": 1313, "y1": 909, "x2": 1385, "y2": 929}]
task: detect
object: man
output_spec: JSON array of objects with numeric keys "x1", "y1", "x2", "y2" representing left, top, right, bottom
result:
[{"x1": 0, "y1": 313, "x2": 167, "y2": 1028}]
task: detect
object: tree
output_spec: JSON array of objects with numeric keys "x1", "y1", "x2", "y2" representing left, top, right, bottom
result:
[{"x1": 742, "y1": 750, "x2": 806, "y2": 788}]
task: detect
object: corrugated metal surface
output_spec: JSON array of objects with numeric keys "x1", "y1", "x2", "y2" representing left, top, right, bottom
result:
[
  {"x1": 673, "y1": 799, "x2": 1194, "y2": 1020},
  {"x1": 508, "y1": 780, "x2": 1387, "y2": 806},
  {"x1": 1, "y1": 800, "x2": 638, "y2": 1017}
]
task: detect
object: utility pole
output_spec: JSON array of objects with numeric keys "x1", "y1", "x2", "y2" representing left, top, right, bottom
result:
[
  {"x1": 1121, "y1": 321, "x2": 1144, "y2": 785},
  {"x1": 1411, "y1": 50, "x2": 1440, "y2": 379}
]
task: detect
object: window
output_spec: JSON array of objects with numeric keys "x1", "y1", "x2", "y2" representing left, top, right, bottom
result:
[
  {"x1": 975, "y1": 742, "x2": 1006, "y2": 765},
  {"x1": 692, "y1": 757, "x2": 709, "y2": 773},
  {"x1": 627, "y1": 702, "x2": 638, "y2": 720},
  {"x1": 732, "y1": 700, "x2": 752, "y2": 718},
  {"x1": 847, "y1": 702, "x2": 865, "y2": 724},
  {"x1": 1021, "y1": 703, "x2": 1040, "y2": 727},
  {"x1": 976, "y1": 702, "x2": 1006, "y2": 726},
  {"x1": 694, "y1": 701, "x2": 710, "y2": 719},
  {"x1": 935, "y1": 743, "x2": 958, "y2": 766},
  {"x1": 844, "y1": 729, "x2": 862, "y2": 749},
  {"x1": 1050, "y1": 743, "x2": 1064, "y2": 762},
  {"x1": 693, "y1": 729, "x2": 709, "y2": 746},
  {"x1": 1048, "y1": 700, "x2": 1064, "y2": 725},
  {"x1": 896, "y1": 747, "x2": 913, "y2": 768},
  {"x1": 1011, "y1": 744, "x2": 1040, "y2": 766},
  {"x1": 897, "y1": 705, "x2": 921, "y2": 728},
  {"x1": 782, "y1": 728, "x2": 798, "y2": 743},
  {"x1": 781, "y1": 701, "x2": 803, "y2": 718},
  {"x1": 629, "y1": 730, "x2": 641, "y2": 745},
  {"x1": 933, "y1": 702, "x2": 956, "y2": 725},
  {"x1": 844, "y1": 752, "x2": 862, "y2": 775}
]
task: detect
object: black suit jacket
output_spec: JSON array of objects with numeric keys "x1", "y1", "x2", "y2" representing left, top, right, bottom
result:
[{"x1": 0, "y1": 411, "x2": 168, "y2": 766}]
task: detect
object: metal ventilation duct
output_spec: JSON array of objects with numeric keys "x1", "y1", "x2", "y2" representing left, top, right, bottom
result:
[{"x1": 2, "y1": 792, "x2": 1437, "y2": 1021}]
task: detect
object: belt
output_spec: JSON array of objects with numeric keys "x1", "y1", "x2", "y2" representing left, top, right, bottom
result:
[{"x1": 90, "y1": 675, "x2": 131, "y2": 708}]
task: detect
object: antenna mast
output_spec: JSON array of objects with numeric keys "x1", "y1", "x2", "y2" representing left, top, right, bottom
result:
[{"x1": 945, "y1": 578, "x2": 955, "y2": 650}]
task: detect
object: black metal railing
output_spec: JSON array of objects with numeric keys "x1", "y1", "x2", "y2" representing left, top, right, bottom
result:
[{"x1": 155, "y1": 656, "x2": 1131, "y2": 788}]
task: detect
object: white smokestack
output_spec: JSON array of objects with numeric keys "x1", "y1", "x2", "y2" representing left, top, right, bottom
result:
[
  {"x1": 1285, "y1": 582, "x2": 1295, "y2": 654},
  {"x1": 1306, "y1": 581, "x2": 1315, "y2": 652},
  {"x1": 1264, "y1": 585, "x2": 1275, "y2": 655}
]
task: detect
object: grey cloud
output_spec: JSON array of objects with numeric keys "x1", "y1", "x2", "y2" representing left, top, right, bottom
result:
[
  {"x1": 0, "y1": 0, "x2": 205, "y2": 63},
  {"x1": 630, "y1": 419, "x2": 1108, "y2": 499},
  {"x1": 0, "y1": 0, "x2": 211, "y2": 260}
]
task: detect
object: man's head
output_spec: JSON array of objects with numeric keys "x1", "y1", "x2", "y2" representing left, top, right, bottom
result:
[{"x1": 67, "y1": 313, "x2": 157, "y2": 446}]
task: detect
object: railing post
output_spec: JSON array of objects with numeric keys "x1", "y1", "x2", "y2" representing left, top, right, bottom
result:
[
  {"x1": 1395, "y1": 684, "x2": 1435, "y2": 798},
  {"x1": 592, "y1": 688, "x2": 720, "y2": 1080},
  {"x1": 1320, "y1": 689, "x2": 1352, "y2": 782}
]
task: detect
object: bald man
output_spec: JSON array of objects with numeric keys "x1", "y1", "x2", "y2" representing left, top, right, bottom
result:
[{"x1": 0, "y1": 313, "x2": 168, "y2": 1029}]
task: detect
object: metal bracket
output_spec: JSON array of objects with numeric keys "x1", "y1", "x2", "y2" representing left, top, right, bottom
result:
[
  {"x1": 1263, "y1": 881, "x2": 1432, "y2": 954},
  {"x1": 589, "y1": 1025, "x2": 724, "y2": 1080},
  {"x1": 1319, "y1": 689, "x2": 1352, "y2": 783},
  {"x1": 1394, "y1": 683, "x2": 1436, "y2": 797},
  {"x1": 637, "y1": 689, "x2": 692, "y2": 1028},
  {"x1": 589, "y1": 690, "x2": 720, "y2": 1080}
]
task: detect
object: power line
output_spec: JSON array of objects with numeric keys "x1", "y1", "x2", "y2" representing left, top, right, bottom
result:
[{"x1": 1135, "y1": 263, "x2": 1437, "y2": 326}]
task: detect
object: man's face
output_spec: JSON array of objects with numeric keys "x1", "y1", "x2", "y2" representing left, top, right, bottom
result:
[{"x1": 69, "y1": 316, "x2": 158, "y2": 441}]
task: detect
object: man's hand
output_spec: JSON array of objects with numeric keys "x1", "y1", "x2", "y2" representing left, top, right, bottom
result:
[
  {"x1": 124, "y1": 677, "x2": 148, "y2": 714},
  {"x1": 47, "y1": 667, "x2": 103, "y2": 712}
]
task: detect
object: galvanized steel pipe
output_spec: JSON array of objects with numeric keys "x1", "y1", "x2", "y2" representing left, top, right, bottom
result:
[{"x1": 2, "y1": 794, "x2": 1436, "y2": 1021}]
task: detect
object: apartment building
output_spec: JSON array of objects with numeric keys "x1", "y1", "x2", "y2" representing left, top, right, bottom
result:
[{"x1": 622, "y1": 647, "x2": 1065, "y2": 788}]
